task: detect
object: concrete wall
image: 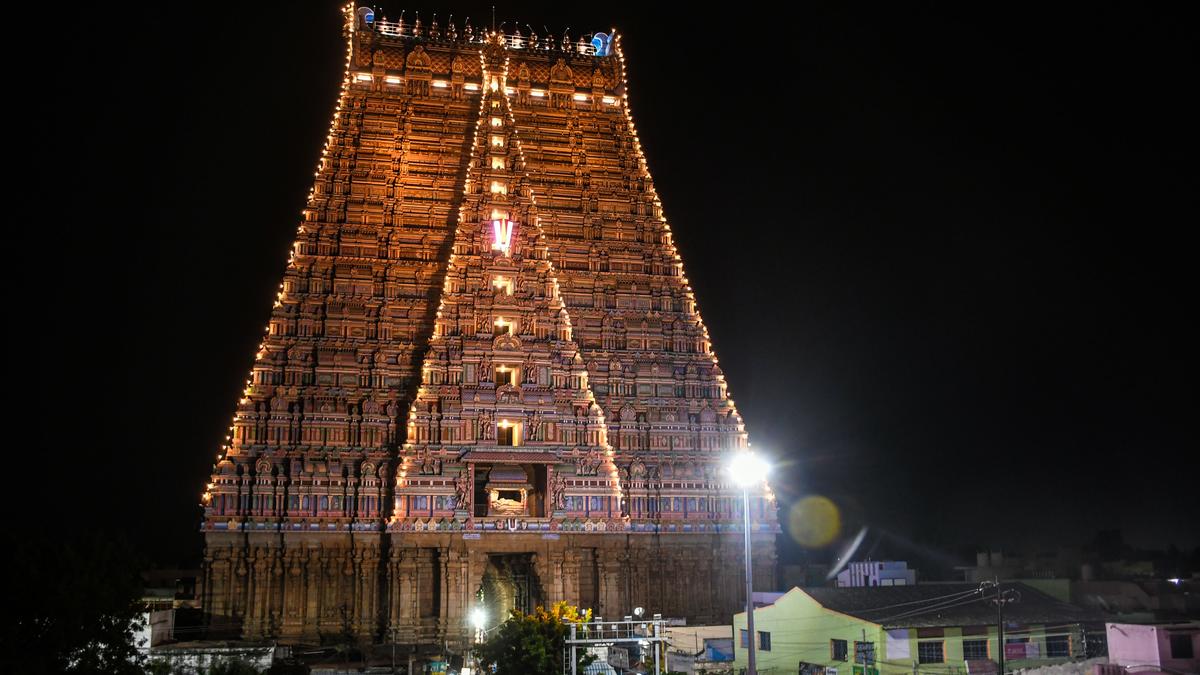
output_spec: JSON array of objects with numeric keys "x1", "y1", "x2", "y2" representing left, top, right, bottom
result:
[{"x1": 1106, "y1": 623, "x2": 1200, "y2": 674}]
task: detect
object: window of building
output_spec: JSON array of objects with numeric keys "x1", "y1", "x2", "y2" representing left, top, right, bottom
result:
[
  {"x1": 917, "y1": 641, "x2": 944, "y2": 664},
  {"x1": 963, "y1": 639, "x2": 989, "y2": 660},
  {"x1": 1045, "y1": 634, "x2": 1070, "y2": 658},
  {"x1": 495, "y1": 366, "x2": 514, "y2": 386},
  {"x1": 1170, "y1": 633, "x2": 1194, "y2": 659},
  {"x1": 1006, "y1": 637, "x2": 1029, "y2": 646},
  {"x1": 492, "y1": 275, "x2": 513, "y2": 295},
  {"x1": 497, "y1": 421, "x2": 519, "y2": 446},
  {"x1": 758, "y1": 631, "x2": 771, "y2": 651},
  {"x1": 855, "y1": 641, "x2": 875, "y2": 664},
  {"x1": 740, "y1": 629, "x2": 749, "y2": 649},
  {"x1": 831, "y1": 639, "x2": 848, "y2": 661},
  {"x1": 494, "y1": 317, "x2": 512, "y2": 336},
  {"x1": 491, "y1": 135, "x2": 504, "y2": 147}
]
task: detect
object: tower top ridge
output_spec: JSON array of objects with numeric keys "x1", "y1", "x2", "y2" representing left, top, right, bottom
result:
[{"x1": 350, "y1": 6, "x2": 615, "y2": 57}]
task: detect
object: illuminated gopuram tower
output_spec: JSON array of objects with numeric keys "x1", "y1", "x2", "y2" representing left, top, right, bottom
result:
[{"x1": 201, "y1": 6, "x2": 777, "y2": 653}]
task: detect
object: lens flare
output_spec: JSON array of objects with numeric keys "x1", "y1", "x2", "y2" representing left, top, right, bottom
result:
[{"x1": 788, "y1": 495, "x2": 841, "y2": 548}]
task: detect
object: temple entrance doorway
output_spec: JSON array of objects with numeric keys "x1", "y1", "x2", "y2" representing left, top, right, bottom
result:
[{"x1": 477, "y1": 553, "x2": 543, "y2": 622}]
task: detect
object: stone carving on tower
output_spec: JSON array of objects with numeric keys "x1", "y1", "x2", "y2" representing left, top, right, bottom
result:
[
  {"x1": 391, "y1": 44, "x2": 620, "y2": 540},
  {"x1": 199, "y1": 6, "x2": 777, "y2": 659}
]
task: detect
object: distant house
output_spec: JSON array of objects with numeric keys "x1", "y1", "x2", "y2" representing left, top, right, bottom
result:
[
  {"x1": 732, "y1": 584, "x2": 1101, "y2": 674},
  {"x1": 664, "y1": 625, "x2": 735, "y2": 674},
  {"x1": 836, "y1": 561, "x2": 917, "y2": 588},
  {"x1": 1106, "y1": 622, "x2": 1199, "y2": 675}
]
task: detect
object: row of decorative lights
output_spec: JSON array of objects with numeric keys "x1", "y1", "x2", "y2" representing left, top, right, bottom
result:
[
  {"x1": 391, "y1": 38, "x2": 500, "y2": 521},
  {"x1": 609, "y1": 31, "x2": 775, "y2": 507},
  {"x1": 202, "y1": 16, "x2": 772, "y2": 518},
  {"x1": 201, "y1": 3, "x2": 360, "y2": 511}
]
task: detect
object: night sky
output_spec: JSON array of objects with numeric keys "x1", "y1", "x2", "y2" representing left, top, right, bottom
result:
[{"x1": 18, "y1": 3, "x2": 1196, "y2": 569}]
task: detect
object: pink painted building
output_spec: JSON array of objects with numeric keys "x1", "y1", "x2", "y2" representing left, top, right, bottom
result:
[{"x1": 1105, "y1": 622, "x2": 1199, "y2": 674}]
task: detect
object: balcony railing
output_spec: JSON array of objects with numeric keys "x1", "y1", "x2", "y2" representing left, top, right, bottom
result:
[{"x1": 368, "y1": 20, "x2": 599, "y2": 56}]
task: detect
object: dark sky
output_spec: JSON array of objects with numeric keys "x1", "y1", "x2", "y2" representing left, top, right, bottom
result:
[{"x1": 18, "y1": 3, "x2": 1196, "y2": 568}]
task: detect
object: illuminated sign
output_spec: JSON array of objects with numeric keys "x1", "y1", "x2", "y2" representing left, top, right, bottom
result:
[
  {"x1": 591, "y1": 32, "x2": 612, "y2": 57},
  {"x1": 491, "y1": 219, "x2": 516, "y2": 255}
]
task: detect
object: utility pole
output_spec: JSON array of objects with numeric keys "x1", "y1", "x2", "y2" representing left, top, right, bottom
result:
[
  {"x1": 990, "y1": 578, "x2": 1020, "y2": 675},
  {"x1": 996, "y1": 578, "x2": 1004, "y2": 675},
  {"x1": 743, "y1": 486, "x2": 757, "y2": 675}
]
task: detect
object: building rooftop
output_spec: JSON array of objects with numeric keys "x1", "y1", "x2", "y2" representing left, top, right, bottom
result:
[{"x1": 801, "y1": 583, "x2": 1102, "y2": 629}]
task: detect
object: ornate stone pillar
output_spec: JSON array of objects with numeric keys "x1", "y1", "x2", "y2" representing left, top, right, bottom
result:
[
  {"x1": 545, "y1": 551, "x2": 566, "y2": 604},
  {"x1": 394, "y1": 545, "x2": 421, "y2": 642},
  {"x1": 282, "y1": 548, "x2": 305, "y2": 639},
  {"x1": 560, "y1": 548, "x2": 582, "y2": 608},
  {"x1": 386, "y1": 546, "x2": 403, "y2": 634},
  {"x1": 443, "y1": 547, "x2": 469, "y2": 645},
  {"x1": 597, "y1": 548, "x2": 625, "y2": 619}
]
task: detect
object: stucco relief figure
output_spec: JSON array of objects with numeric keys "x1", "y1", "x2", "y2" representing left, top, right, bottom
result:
[
  {"x1": 630, "y1": 460, "x2": 647, "y2": 479},
  {"x1": 418, "y1": 449, "x2": 442, "y2": 475},
  {"x1": 477, "y1": 411, "x2": 493, "y2": 439},
  {"x1": 405, "y1": 45, "x2": 431, "y2": 70},
  {"x1": 576, "y1": 449, "x2": 601, "y2": 476},
  {"x1": 524, "y1": 412, "x2": 542, "y2": 440},
  {"x1": 550, "y1": 473, "x2": 566, "y2": 509},
  {"x1": 549, "y1": 58, "x2": 573, "y2": 84},
  {"x1": 454, "y1": 471, "x2": 471, "y2": 509}
]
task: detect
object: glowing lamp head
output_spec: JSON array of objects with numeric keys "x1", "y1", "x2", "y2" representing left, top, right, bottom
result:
[
  {"x1": 633, "y1": 606, "x2": 645, "y2": 618},
  {"x1": 728, "y1": 451, "x2": 770, "y2": 487},
  {"x1": 471, "y1": 607, "x2": 486, "y2": 629}
]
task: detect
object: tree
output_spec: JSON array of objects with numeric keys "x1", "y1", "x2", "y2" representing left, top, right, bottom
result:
[
  {"x1": 477, "y1": 602, "x2": 597, "y2": 675},
  {"x1": 6, "y1": 531, "x2": 147, "y2": 674}
]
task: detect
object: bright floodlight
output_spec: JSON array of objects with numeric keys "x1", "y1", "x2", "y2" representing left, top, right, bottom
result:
[
  {"x1": 471, "y1": 607, "x2": 486, "y2": 629},
  {"x1": 633, "y1": 606, "x2": 645, "y2": 617},
  {"x1": 729, "y1": 451, "x2": 770, "y2": 487}
]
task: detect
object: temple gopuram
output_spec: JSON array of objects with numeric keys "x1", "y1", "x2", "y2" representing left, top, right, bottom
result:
[{"x1": 200, "y1": 5, "x2": 778, "y2": 657}]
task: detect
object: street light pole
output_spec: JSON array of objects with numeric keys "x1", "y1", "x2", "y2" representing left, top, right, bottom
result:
[
  {"x1": 742, "y1": 484, "x2": 757, "y2": 675},
  {"x1": 728, "y1": 451, "x2": 769, "y2": 675}
]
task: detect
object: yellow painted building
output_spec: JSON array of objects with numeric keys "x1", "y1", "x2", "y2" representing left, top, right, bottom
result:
[{"x1": 732, "y1": 584, "x2": 1099, "y2": 674}]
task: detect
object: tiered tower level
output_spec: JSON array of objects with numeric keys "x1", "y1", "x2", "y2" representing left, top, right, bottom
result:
[{"x1": 201, "y1": 6, "x2": 777, "y2": 650}]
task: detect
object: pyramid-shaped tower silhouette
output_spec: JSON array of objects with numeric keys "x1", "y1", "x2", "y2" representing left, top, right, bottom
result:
[{"x1": 201, "y1": 6, "x2": 776, "y2": 648}]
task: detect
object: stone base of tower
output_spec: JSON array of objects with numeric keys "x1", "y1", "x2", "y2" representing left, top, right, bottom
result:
[
  {"x1": 202, "y1": 530, "x2": 386, "y2": 644},
  {"x1": 204, "y1": 530, "x2": 775, "y2": 648}
]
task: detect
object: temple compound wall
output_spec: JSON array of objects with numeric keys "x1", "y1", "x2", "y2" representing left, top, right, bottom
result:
[{"x1": 200, "y1": 6, "x2": 779, "y2": 657}]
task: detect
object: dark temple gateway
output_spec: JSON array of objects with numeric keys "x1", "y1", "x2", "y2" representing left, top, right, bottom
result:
[{"x1": 200, "y1": 5, "x2": 778, "y2": 655}]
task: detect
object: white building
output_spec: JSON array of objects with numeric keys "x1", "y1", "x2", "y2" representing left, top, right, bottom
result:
[{"x1": 835, "y1": 561, "x2": 916, "y2": 587}]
